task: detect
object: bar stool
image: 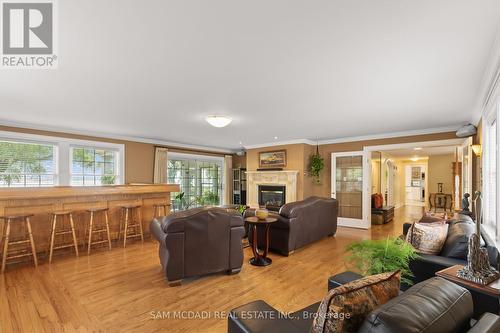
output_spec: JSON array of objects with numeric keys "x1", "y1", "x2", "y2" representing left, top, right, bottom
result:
[
  {"x1": 1, "y1": 214, "x2": 37, "y2": 273},
  {"x1": 119, "y1": 205, "x2": 144, "y2": 247},
  {"x1": 86, "y1": 208, "x2": 112, "y2": 254},
  {"x1": 153, "y1": 203, "x2": 170, "y2": 218},
  {"x1": 48, "y1": 210, "x2": 79, "y2": 263}
]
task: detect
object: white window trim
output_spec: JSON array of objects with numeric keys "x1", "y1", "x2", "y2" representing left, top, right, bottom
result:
[
  {"x1": 167, "y1": 152, "x2": 225, "y2": 204},
  {"x1": 482, "y1": 101, "x2": 500, "y2": 246},
  {"x1": 0, "y1": 130, "x2": 125, "y2": 186}
]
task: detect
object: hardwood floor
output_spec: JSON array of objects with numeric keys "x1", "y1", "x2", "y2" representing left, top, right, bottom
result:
[{"x1": 1, "y1": 205, "x2": 423, "y2": 333}]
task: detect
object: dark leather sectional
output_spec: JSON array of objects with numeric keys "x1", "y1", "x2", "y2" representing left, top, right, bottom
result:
[
  {"x1": 228, "y1": 276, "x2": 500, "y2": 333},
  {"x1": 150, "y1": 207, "x2": 245, "y2": 286},
  {"x1": 248, "y1": 196, "x2": 338, "y2": 256},
  {"x1": 403, "y1": 213, "x2": 500, "y2": 316},
  {"x1": 404, "y1": 213, "x2": 499, "y2": 285}
]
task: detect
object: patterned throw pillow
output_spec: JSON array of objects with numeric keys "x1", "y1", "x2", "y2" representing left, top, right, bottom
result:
[
  {"x1": 310, "y1": 271, "x2": 400, "y2": 333},
  {"x1": 405, "y1": 222, "x2": 448, "y2": 254},
  {"x1": 419, "y1": 212, "x2": 448, "y2": 223}
]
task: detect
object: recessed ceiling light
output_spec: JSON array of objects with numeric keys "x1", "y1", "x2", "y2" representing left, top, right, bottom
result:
[
  {"x1": 414, "y1": 147, "x2": 423, "y2": 150},
  {"x1": 274, "y1": 136, "x2": 278, "y2": 140},
  {"x1": 239, "y1": 141, "x2": 243, "y2": 145},
  {"x1": 205, "y1": 115, "x2": 232, "y2": 128}
]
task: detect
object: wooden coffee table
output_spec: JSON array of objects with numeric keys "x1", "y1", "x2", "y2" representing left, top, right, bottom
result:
[
  {"x1": 436, "y1": 265, "x2": 500, "y2": 317},
  {"x1": 245, "y1": 216, "x2": 277, "y2": 266}
]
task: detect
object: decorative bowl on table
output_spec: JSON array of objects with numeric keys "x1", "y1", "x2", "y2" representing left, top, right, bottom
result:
[{"x1": 255, "y1": 207, "x2": 269, "y2": 220}]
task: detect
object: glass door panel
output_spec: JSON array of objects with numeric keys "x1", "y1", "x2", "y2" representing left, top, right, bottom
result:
[
  {"x1": 335, "y1": 156, "x2": 363, "y2": 219},
  {"x1": 332, "y1": 151, "x2": 369, "y2": 228}
]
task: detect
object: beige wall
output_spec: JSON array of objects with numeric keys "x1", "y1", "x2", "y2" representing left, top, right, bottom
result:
[
  {"x1": 428, "y1": 153, "x2": 454, "y2": 194},
  {"x1": 393, "y1": 159, "x2": 405, "y2": 208},
  {"x1": 243, "y1": 131, "x2": 457, "y2": 202},
  {"x1": 232, "y1": 154, "x2": 247, "y2": 169},
  {"x1": 246, "y1": 144, "x2": 308, "y2": 200},
  {"x1": 371, "y1": 154, "x2": 381, "y2": 194},
  {"x1": 0, "y1": 124, "x2": 461, "y2": 199},
  {"x1": 0, "y1": 125, "x2": 228, "y2": 184},
  {"x1": 304, "y1": 131, "x2": 457, "y2": 198}
]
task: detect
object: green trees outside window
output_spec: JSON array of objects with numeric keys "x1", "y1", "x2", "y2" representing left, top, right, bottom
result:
[
  {"x1": 71, "y1": 147, "x2": 117, "y2": 186},
  {"x1": 0, "y1": 141, "x2": 55, "y2": 187},
  {"x1": 167, "y1": 159, "x2": 222, "y2": 211}
]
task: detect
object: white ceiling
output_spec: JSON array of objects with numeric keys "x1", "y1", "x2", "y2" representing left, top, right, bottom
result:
[{"x1": 1, "y1": 0, "x2": 500, "y2": 151}]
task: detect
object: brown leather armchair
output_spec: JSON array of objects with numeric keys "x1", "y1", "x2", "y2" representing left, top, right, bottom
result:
[
  {"x1": 249, "y1": 196, "x2": 338, "y2": 256},
  {"x1": 151, "y1": 207, "x2": 245, "y2": 286}
]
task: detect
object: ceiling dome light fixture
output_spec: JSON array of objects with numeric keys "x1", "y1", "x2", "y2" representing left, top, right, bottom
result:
[{"x1": 205, "y1": 115, "x2": 232, "y2": 128}]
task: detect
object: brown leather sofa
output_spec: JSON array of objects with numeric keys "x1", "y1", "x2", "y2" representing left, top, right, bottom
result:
[
  {"x1": 150, "y1": 207, "x2": 245, "y2": 286},
  {"x1": 249, "y1": 196, "x2": 338, "y2": 256}
]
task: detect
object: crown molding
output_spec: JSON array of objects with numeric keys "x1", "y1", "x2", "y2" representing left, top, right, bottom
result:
[
  {"x1": 243, "y1": 139, "x2": 316, "y2": 150},
  {"x1": 362, "y1": 138, "x2": 466, "y2": 152},
  {"x1": 244, "y1": 125, "x2": 460, "y2": 150},
  {"x1": 0, "y1": 119, "x2": 236, "y2": 154},
  {"x1": 316, "y1": 125, "x2": 460, "y2": 145}
]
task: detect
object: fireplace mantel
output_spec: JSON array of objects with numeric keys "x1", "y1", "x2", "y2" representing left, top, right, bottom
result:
[{"x1": 246, "y1": 170, "x2": 299, "y2": 208}]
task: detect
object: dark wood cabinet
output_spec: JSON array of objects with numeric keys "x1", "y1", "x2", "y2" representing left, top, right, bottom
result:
[{"x1": 371, "y1": 206, "x2": 394, "y2": 225}]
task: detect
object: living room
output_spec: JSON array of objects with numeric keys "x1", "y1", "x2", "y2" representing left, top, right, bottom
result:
[{"x1": 1, "y1": 1, "x2": 500, "y2": 332}]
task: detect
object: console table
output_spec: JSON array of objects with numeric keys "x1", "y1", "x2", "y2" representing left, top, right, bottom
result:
[{"x1": 429, "y1": 193, "x2": 453, "y2": 212}]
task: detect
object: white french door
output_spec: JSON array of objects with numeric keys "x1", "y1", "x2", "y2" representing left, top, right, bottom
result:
[{"x1": 331, "y1": 151, "x2": 371, "y2": 229}]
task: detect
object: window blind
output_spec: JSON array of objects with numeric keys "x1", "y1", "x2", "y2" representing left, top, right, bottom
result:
[{"x1": 0, "y1": 140, "x2": 56, "y2": 187}]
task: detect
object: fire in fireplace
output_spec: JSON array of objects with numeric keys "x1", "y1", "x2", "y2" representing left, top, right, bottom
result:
[{"x1": 258, "y1": 185, "x2": 286, "y2": 212}]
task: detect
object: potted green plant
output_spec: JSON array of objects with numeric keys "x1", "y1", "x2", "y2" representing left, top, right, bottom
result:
[
  {"x1": 309, "y1": 145, "x2": 324, "y2": 184},
  {"x1": 235, "y1": 205, "x2": 247, "y2": 215},
  {"x1": 345, "y1": 237, "x2": 419, "y2": 286}
]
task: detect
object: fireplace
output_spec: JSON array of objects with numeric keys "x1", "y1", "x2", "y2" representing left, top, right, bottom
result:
[{"x1": 258, "y1": 185, "x2": 286, "y2": 212}]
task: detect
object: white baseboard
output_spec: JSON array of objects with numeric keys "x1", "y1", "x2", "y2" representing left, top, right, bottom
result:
[{"x1": 338, "y1": 218, "x2": 371, "y2": 229}]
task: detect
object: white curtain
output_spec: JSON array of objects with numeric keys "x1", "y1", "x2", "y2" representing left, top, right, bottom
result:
[
  {"x1": 153, "y1": 147, "x2": 168, "y2": 183},
  {"x1": 223, "y1": 155, "x2": 233, "y2": 205}
]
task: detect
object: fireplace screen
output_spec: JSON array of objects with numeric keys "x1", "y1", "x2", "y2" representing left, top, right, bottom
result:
[{"x1": 258, "y1": 185, "x2": 286, "y2": 211}]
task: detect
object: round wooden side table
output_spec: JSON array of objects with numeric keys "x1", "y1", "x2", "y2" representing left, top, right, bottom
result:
[{"x1": 244, "y1": 216, "x2": 278, "y2": 266}]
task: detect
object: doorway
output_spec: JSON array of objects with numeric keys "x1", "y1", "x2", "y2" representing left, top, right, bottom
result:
[{"x1": 364, "y1": 138, "x2": 472, "y2": 217}]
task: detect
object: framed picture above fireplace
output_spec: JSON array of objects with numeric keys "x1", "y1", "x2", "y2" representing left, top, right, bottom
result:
[{"x1": 259, "y1": 150, "x2": 287, "y2": 168}]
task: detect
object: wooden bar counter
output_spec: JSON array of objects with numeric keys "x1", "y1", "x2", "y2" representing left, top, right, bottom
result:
[{"x1": 0, "y1": 183, "x2": 180, "y2": 257}]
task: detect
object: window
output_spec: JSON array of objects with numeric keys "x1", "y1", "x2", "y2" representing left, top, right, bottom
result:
[
  {"x1": 0, "y1": 140, "x2": 56, "y2": 187},
  {"x1": 71, "y1": 147, "x2": 119, "y2": 186},
  {"x1": 0, "y1": 131, "x2": 124, "y2": 187},
  {"x1": 167, "y1": 153, "x2": 223, "y2": 210},
  {"x1": 484, "y1": 113, "x2": 498, "y2": 244}
]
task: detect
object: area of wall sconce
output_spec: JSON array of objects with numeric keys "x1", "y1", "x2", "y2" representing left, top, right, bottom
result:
[{"x1": 471, "y1": 144, "x2": 482, "y2": 157}]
